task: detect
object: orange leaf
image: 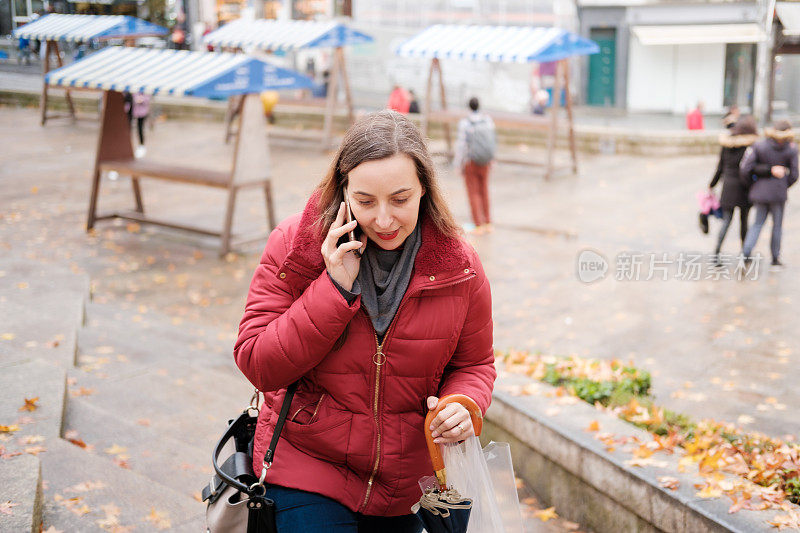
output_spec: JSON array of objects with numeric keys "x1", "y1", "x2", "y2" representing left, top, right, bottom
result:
[
  {"x1": 585, "y1": 420, "x2": 600, "y2": 432},
  {"x1": 144, "y1": 508, "x2": 171, "y2": 530},
  {"x1": 19, "y1": 397, "x2": 39, "y2": 412}
]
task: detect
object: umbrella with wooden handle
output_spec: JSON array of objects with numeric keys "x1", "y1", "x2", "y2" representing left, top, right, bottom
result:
[{"x1": 412, "y1": 394, "x2": 483, "y2": 533}]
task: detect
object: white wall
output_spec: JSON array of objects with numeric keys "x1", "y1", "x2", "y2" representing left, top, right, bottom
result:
[{"x1": 627, "y1": 35, "x2": 726, "y2": 114}]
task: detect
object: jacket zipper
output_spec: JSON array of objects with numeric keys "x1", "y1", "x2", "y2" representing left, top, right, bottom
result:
[
  {"x1": 362, "y1": 331, "x2": 386, "y2": 509},
  {"x1": 358, "y1": 269, "x2": 475, "y2": 511}
]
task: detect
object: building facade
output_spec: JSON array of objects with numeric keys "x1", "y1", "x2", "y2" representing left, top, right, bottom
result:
[{"x1": 578, "y1": 0, "x2": 763, "y2": 115}]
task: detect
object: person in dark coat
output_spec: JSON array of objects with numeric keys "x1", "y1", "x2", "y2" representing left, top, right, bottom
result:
[
  {"x1": 709, "y1": 115, "x2": 758, "y2": 263},
  {"x1": 740, "y1": 120, "x2": 799, "y2": 266}
]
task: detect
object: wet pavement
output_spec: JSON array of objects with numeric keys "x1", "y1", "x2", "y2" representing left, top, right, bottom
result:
[{"x1": 2, "y1": 105, "x2": 799, "y2": 446}]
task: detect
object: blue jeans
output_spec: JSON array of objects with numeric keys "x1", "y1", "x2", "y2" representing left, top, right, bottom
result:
[
  {"x1": 742, "y1": 202, "x2": 785, "y2": 260},
  {"x1": 265, "y1": 485, "x2": 423, "y2": 533}
]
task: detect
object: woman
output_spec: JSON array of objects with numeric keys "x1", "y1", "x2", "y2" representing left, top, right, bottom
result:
[
  {"x1": 741, "y1": 120, "x2": 799, "y2": 267},
  {"x1": 708, "y1": 115, "x2": 758, "y2": 263},
  {"x1": 234, "y1": 110, "x2": 496, "y2": 531}
]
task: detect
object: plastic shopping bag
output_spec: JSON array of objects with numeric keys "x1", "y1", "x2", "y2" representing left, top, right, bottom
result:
[{"x1": 440, "y1": 438, "x2": 524, "y2": 533}]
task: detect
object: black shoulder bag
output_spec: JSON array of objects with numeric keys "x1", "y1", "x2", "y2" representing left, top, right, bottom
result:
[{"x1": 202, "y1": 383, "x2": 297, "y2": 533}]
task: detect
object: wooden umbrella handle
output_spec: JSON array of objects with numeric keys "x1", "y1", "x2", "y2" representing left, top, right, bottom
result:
[{"x1": 424, "y1": 394, "x2": 483, "y2": 477}]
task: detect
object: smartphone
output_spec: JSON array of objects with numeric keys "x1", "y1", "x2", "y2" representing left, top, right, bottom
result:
[{"x1": 340, "y1": 188, "x2": 362, "y2": 256}]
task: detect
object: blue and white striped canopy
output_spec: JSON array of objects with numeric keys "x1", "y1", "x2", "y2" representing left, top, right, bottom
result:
[
  {"x1": 44, "y1": 47, "x2": 314, "y2": 98},
  {"x1": 13, "y1": 14, "x2": 167, "y2": 43},
  {"x1": 204, "y1": 19, "x2": 373, "y2": 51},
  {"x1": 394, "y1": 25, "x2": 599, "y2": 63}
]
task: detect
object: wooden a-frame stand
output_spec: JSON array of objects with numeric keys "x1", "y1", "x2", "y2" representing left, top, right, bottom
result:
[
  {"x1": 422, "y1": 57, "x2": 578, "y2": 180},
  {"x1": 224, "y1": 45, "x2": 355, "y2": 150},
  {"x1": 88, "y1": 90, "x2": 275, "y2": 256},
  {"x1": 40, "y1": 40, "x2": 76, "y2": 126}
]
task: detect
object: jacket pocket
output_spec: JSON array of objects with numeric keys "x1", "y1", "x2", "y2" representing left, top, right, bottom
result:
[
  {"x1": 399, "y1": 412, "x2": 429, "y2": 479},
  {"x1": 282, "y1": 409, "x2": 353, "y2": 466}
]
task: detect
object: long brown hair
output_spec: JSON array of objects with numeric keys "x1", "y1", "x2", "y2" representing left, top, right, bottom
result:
[
  {"x1": 315, "y1": 110, "x2": 460, "y2": 238},
  {"x1": 730, "y1": 115, "x2": 757, "y2": 136}
]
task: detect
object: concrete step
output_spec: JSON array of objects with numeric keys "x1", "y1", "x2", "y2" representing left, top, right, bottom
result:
[
  {"x1": 65, "y1": 358, "x2": 252, "y2": 452},
  {"x1": 76, "y1": 312, "x2": 240, "y2": 378},
  {"x1": 41, "y1": 438, "x2": 204, "y2": 532},
  {"x1": 83, "y1": 300, "x2": 236, "y2": 358},
  {"x1": 63, "y1": 398, "x2": 215, "y2": 499},
  {"x1": 0, "y1": 258, "x2": 89, "y2": 368},
  {"x1": 0, "y1": 358, "x2": 67, "y2": 445},
  {"x1": 0, "y1": 454, "x2": 42, "y2": 533}
]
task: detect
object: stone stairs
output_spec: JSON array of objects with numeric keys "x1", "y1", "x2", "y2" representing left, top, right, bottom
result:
[{"x1": 0, "y1": 259, "x2": 253, "y2": 532}]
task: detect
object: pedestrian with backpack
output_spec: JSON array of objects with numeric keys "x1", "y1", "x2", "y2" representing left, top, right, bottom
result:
[{"x1": 454, "y1": 97, "x2": 496, "y2": 234}]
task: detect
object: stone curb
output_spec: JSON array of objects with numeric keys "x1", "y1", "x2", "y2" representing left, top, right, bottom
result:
[
  {"x1": 482, "y1": 370, "x2": 793, "y2": 533},
  {"x1": 0, "y1": 455, "x2": 42, "y2": 533},
  {"x1": 0, "y1": 88, "x2": 722, "y2": 156}
]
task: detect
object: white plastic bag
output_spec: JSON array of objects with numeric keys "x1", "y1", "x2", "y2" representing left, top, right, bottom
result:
[{"x1": 441, "y1": 438, "x2": 524, "y2": 533}]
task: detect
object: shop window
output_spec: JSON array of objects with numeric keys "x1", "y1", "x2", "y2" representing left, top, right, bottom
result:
[{"x1": 724, "y1": 43, "x2": 756, "y2": 110}]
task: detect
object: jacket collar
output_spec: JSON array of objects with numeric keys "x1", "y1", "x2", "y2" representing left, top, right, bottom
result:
[
  {"x1": 284, "y1": 192, "x2": 469, "y2": 278},
  {"x1": 765, "y1": 127, "x2": 795, "y2": 144},
  {"x1": 718, "y1": 133, "x2": 758, "y2": 148}
]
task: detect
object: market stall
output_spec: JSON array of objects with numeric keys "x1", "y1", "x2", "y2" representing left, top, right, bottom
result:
[
  {"x1": 45, "y1": 46, "x2": 314, "y2": 255},
  {"x1": 395, "y1": 24, "x2": 598, "y2": 179},
  {"x1": 204, "y1": 19, "x2": 373, "y2": 148},
  {"x1": 13, "y1": 13, "x2": 168, "y2": 125}
]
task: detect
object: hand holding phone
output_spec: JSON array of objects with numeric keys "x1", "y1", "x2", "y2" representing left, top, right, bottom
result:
[
  {"x1": 324, "y1": 198, "x2": 365, "y2": 291},
  {"x1": 341, "y1": 187, "x2": 362, "y2": 257}
]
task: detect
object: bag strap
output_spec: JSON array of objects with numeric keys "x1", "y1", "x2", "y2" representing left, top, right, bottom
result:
[
  {"x1": 211, "y1": 382, "x2": 298, "y2": 495},
  {"x1": 260, "y1": 381, "x2": 298, "y2": 482}
]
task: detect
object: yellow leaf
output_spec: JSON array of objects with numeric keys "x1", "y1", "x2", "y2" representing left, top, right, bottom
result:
[
  {"x1": 585, "y1": 420, "x2": 600, "y2": 432},
  {"x1": 695, "y1": 485, "x2": 722, "y2": 499},
  {"x1": 0, "y1": 333, "x2": 15, "y2": 341},
  {"x1": 533, "y1": 507, "x2": 558, "y2": 522},
  {"x1": 104, "y1": 444, "x2": 128, "y2": 456},
  {"x1": 0, "y1": 425, "x2": 20, "y2": 434}
]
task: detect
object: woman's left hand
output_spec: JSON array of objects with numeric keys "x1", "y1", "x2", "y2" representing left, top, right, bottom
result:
[{"x1": 426, "y1": 396, "x2": 474, "y2": 444}]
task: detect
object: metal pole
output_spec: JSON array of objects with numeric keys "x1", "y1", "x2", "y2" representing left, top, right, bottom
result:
[{"x1": 753, "y1": 0, "x2": 777, "y2": 125}]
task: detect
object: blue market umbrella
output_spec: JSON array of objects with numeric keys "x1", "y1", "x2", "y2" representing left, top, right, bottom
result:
[{"x1": 413, "y1": 394, "x2": 483, "y2": 533}]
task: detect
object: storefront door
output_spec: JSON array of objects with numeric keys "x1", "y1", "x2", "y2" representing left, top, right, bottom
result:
[{"x1": 588, "y1": 27, "x2": 616, "y2": 106}]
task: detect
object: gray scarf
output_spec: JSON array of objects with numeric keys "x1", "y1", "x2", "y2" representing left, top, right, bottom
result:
[{"x1": 353, "y1": 223, "x2": 422, "y2": 340}]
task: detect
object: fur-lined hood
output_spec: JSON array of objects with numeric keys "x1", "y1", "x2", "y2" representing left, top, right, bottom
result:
[
  {"x1": 764, "y1": 127, "x2": 795, "y2": 143},
  {"x1": 719, "y1": 133, "x2": 759, "y2": 148}
]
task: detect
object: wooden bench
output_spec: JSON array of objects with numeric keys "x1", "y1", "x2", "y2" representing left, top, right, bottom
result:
[{"x1": 88, "y1": 90, "x2": 275, "y2": 256}]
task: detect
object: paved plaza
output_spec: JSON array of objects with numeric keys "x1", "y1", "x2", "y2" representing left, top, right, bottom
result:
[{"x1": 3, "y1": 104, "x2": 799, "y2": 444}]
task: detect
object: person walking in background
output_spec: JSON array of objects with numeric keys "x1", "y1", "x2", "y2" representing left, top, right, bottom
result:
[
  {"x1": 740, "y1": 120, "x2": 798, "y2": 267},
  {"x1": 454, "y1": 97, "x2": 496, "y2": 234},
  {"x1": 722, "y1": 104, "x2": 740, "y2": 130},
  {"x1": 408, "y1": 90, "x2": 420, "y2": 114},
  {"x1": 17, "y1": 37, "x2": 32, "y2": 66},
  {"x1": 387, "y1": 85, "x2": 410, "y2": 114},
  {"x1": 127, "y1": 91, "x2": 151, "y2": 158},
  {"x1": 708, "y1": 115, "x2": 758, "y2": 266},
  {"x1": 687, "y1": 101, "x2": 705, "y2": 131}
]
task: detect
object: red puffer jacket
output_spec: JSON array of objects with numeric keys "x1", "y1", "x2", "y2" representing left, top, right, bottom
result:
[{"x1": 234, "y1": 194, "x2": 495, "y2": 517}]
